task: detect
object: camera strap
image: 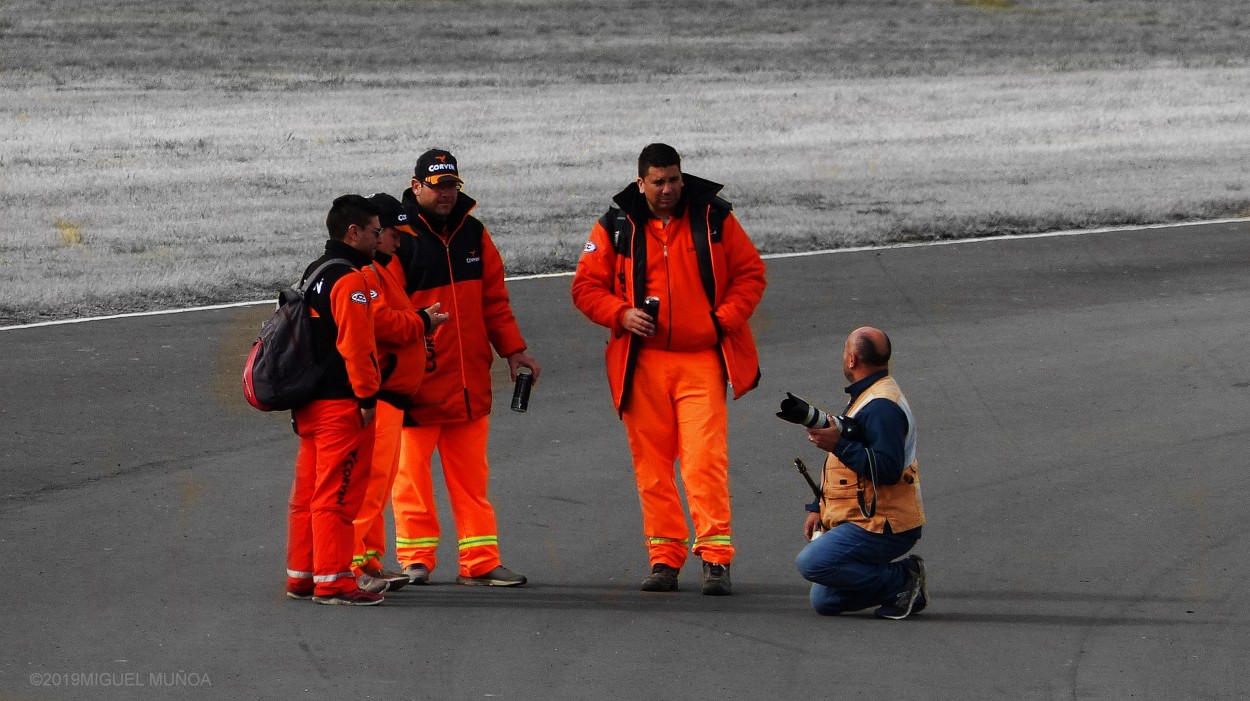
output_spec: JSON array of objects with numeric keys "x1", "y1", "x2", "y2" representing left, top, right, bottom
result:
[{"x1": 857, "y1": 448, "x2": 879, "y2": 519}]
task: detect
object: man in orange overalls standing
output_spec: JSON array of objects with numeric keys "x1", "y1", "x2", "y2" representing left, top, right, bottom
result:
[
  {"x1": 286, "y1": 194, "x2": 385, "y2": 606},
  {"x1": 349, "y1": 193, "x2": 449, "y2": 593},
  {"x1": 388, "y1": 149, "x2": 540, "y2": 587},
  {"x1": 572, "y1": 143, "x2": 767, "y2": 595}
]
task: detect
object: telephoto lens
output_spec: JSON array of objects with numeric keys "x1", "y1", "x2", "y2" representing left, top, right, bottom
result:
[
  {"x1": 776, "y1": 392, "x2": 831, "y2": 428},
  {"x1": 511, "y1": 369, "x2": 533, "y2": 413}
]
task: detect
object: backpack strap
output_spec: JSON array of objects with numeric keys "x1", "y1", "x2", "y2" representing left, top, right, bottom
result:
[{"x1": 298, "y1": 258, "x2": 355, "y2": 294}]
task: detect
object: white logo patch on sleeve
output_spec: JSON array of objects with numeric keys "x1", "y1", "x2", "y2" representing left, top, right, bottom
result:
[
  {"x1": 584, "y1": 241, "x2": 597, "y2": 252},
  {"x1": 351, "y1": 291, "x2": 369, "y2": 304},
  {"x1": 369, "y1": 289, "x2": 379, "y2": 300}
]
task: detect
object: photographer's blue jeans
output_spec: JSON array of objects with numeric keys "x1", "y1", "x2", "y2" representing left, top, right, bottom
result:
[{"x1": 795, "y1": 522, "x2": 918, "y2": 615}]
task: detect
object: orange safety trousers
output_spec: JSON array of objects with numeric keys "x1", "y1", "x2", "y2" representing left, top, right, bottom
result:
[
  {"x1": 622, "y1": 347, "x2": 734, "y2": 568},
  {"x1": 391, "y1": 416, "x2": 501, "y2": 578},
  {"x1": 287, "y1": 399, "x2": 375, "y2": 597},
  {"x1": 351, "y1": 401, "x2": 404, "y2": 576}
]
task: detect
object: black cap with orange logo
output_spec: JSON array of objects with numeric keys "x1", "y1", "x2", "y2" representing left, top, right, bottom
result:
[{"x1": 414, "y1": 149, "x2": 463, "y2": 186}]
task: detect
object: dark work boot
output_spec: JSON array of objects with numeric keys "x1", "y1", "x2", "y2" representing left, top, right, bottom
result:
[
  {"x1": 640, "y1": 563, "x2": 680, "y2": 592},
  {"x1": 701, "y1": 560, "x2": 732, "y2": 596}
]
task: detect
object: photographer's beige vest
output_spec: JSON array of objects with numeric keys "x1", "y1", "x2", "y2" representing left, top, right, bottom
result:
[{"x1": 820, "y1": 375, "x2": 925, "y2": 534}]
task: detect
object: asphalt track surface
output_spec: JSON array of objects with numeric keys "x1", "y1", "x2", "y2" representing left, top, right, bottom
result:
[{"x1": 2, "y1": 221, "x2": 1248, "y2": 700}]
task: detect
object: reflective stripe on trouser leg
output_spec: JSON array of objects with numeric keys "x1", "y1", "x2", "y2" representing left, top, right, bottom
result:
[
  {"x1": 392, "y1": 423, "x2": 443, "y2": 571},
  {"x1": 672, "y1": 351, "x2": 733, "y2": 564},
  {"x1": 353, "y1": 401, "x2": 404, "y2": 574},
  {"x1": 289, "y1": 399, "x2": 375, "y2": 596},
  {"x1": 623, "y1": 348, "x2": 703, "y2": 570},
  {"x1": 436, "y1": 417, "x2": 502, "y2": 578}
]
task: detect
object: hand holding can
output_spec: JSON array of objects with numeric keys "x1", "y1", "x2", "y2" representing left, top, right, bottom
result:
[{"x1": 511, "y1": 369, "x2": 533, "y2": 413}]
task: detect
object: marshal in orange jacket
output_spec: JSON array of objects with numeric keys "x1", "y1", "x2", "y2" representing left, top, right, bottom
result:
[
  {"x1": 571, "y1": 174, "x2": 766, "y2": 413},
  {"x1": 361, "y1": 252, "x2": 431, "y2": 409},
  {"x1": 302, "y1": 239, "x2": 381, "y2": 407},
  {"x1": 387, "y1": 189, "x2": 528, "y2": 425}
]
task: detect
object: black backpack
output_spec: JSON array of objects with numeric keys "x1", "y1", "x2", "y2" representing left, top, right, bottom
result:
[{"x1": 242, "y1": 258, "x2": 351, "y2": 411}]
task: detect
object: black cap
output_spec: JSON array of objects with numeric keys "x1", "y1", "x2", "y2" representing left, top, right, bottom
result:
[
  {"x1": 414, "y1": 148, "x2": 463, "y2": 186},
  {"x1": 368, "y1": 192, "x2": 408, "y2": 228}
]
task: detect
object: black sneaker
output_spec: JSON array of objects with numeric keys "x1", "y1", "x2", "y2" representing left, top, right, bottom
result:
[
  {"x1": 640, "y1": 563, "x2": 680, "y2": 592},
  {"x1": 874, "y1": 556, "x2": 923, "y2": 620},
  {"x1": 909, "y1": 555, "x2": 928, "y2": 614},
  {"x1": 701, "y1": 560, "x2": 732, "y2": 596}
]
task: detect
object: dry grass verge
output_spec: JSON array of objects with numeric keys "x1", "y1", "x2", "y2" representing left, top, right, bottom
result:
[{"x1": 1, "y1": 0, "x2": 1248, "y2": 324}]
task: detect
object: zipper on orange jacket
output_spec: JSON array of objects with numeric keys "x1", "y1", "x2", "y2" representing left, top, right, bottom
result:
[{"x1": 417, "y1": 209, "x2": 474, "y2": 420}]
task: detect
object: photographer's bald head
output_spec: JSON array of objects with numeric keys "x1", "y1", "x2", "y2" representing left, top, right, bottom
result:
[{"x1": 843, "y1": 327, "x2": 892, "y2": 383}]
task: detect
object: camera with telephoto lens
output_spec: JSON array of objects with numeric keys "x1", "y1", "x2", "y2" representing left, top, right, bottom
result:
[{"x1": 776, "y1": 392, "x2": 864, "y2": 441}]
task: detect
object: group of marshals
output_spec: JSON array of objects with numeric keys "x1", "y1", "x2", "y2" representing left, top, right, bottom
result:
[
  {"x1": 284, "y1": 152, "x2": 538, "y2": 607},
  {"x1": 281, "y1": 143, "x2": 928, "y2": 619}
]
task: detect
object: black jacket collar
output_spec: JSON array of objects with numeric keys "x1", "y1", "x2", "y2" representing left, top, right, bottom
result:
[
  {"x1": 400, "y1": 187, "x2": 478, "y2": 236},
  {"x1": 324, "y1": 239, "x2": 374, "y2": 268},
  {"x1": 612, "y1": 173, "x2": 724, "y2": 223}
]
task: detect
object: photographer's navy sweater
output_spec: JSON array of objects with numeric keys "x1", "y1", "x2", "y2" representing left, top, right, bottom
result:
[{"x1": 805, "y1": 370, "x2": 913, "y2": 526}]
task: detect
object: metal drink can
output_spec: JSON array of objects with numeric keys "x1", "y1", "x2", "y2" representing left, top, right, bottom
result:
[
  {"x1": 642, "y1": 296, "x2": 660, "y2": 319},
  {"x1": 511, "y1": 370, "x2": 533, "y2": 413}
]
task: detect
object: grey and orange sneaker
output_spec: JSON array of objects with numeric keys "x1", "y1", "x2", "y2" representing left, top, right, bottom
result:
[
  {"x1": 456, "y1": 565, "x2": 527, "y2": 587},
  {"x1": 376, "y1": 569, "x2": 410, "y2": 592},
  {"x1": 402, "y1": 563, "x2": 431, "y2": 585},
  {"x1": 313, "y1": 587, "x2": 384, "y2": 606},
  {"x1": 357, "y1": 572, "x2": 392, "y2": 594}
]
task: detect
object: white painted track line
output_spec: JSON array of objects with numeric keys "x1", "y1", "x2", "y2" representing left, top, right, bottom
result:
[{"x1": 2, "y1": 216, "x2": 1246, "y2": 332}]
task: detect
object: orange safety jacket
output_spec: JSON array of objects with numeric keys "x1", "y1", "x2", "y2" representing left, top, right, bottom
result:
[
  {"x1": 361, "y1": 251, "x2": 431, "y2": 409},
  {"x1": 820, "y1": 375, "x2": 925, "y2": 534},
  {"x1": 571, "y1": 174, "x2": 766, "y2": 414},
  {"x1": 388, "y1": 189, "x2": 527, "y2": 424},
  {"x1": 300, "y1": 240, "x2": 380, "y2": 408}
]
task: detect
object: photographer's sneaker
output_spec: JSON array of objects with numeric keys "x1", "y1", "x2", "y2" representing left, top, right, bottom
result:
[
  {"x1": 909, "y1": 555, "x2": 928, "y2": 614},
  {"x1": 456, "y1": 565, "x2": 527, "y2": 587},
  {"x1": 874, "y1": 556, "x2": 924, "y2": 620},
  {"x1": 701, "y1": 560, "x2": 732, "y2": 596},
  {"x1": 402, "y1": 563, "x2": 431, "y2": 585},
  {"x1": 313, "y1": 587, "x2": 384, "y2": 606},
  {"x1": 640, "y1": 563, "x2": 680, "y2": 592}
]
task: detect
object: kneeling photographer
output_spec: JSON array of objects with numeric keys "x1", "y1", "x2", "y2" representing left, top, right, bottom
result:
[{"x1": 778, "y1": 327, "x2": 928, "y2": 619}]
